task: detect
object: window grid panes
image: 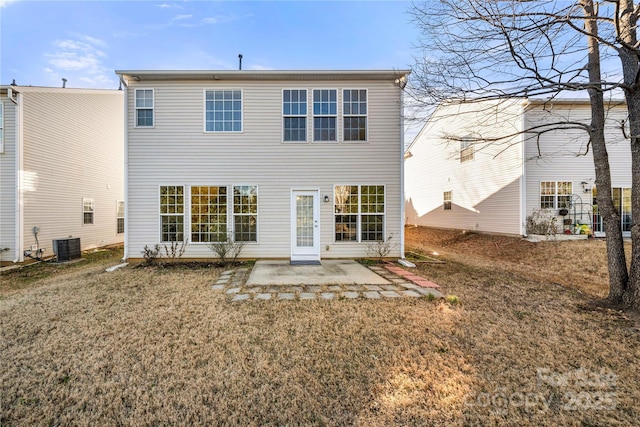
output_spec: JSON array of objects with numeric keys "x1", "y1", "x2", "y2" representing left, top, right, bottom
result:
[
  {"x1": 313, "y1": 89, "x2": 337, "y2": 141},
  {"x1": 334, "y1": 185, "x2": 385, "y2": 242},
  {"x1": 540, "y1": 181, "x2": 572, "y2": 209},
  {"x1": 117, "y1": 201, "x2": 125, "y2": 234},
  {"x1": 443, "y1": 191, "x2": 452, "y2": 210},
  {"x1": 233, "y1": 186, "x2": 257, "y2": 242},
  {"x1": 191, "y1": 186, "x2": 227, "y2": 243},
  {"x1": 283, "y1": 89, "x2": 307, "y2": 142},
  {"x1": 83, "y1": 199, "x2": 94, "y2": 225},
  {"x1": 296, "y1": 195, "x2": 314, "y2": 247},
  {"x1": 343, "y1": 89, "x2": 367, "y2": 141},
  {"x1": 205, "y1": 90, "x2": 242, "y2": 132},
  {"x1": 135, "y1": 89, "x2": 154, "y2": 127},
  {"x1": 160, "y1": 186, "x2": 184, "y2": 242},
  {"x1": 460, "y1": 139, "x2": 474, "y2": 162}
]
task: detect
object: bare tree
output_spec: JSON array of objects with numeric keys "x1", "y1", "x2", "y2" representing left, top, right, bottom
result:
[{"x1": 410, "y1": 0, "x2": 640, "y2": 308}]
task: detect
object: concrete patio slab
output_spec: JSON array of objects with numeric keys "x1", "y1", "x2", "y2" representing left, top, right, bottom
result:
[{"x1": 246, "y1": 260, "x2": 391, "y2": 286}]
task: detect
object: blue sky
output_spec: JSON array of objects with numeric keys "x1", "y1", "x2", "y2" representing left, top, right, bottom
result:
[{"x1": 0, "y1": 0, "x2": 419, "y2": 90}]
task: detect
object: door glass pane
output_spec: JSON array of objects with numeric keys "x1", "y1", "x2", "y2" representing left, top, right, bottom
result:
[{"x1": 296, "y1": 195, "x2": 314, "y2": 247}]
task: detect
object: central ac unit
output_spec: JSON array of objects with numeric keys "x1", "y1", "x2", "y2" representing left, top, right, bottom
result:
[{"x1": 52, "y1": 238, "x2": 81, "y2": 262}]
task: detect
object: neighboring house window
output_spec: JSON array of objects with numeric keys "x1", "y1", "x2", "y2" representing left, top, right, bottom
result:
[
  {"x1": 117, "y1": 201, "x2": 125, "y2": 234},
  {"x1": 135, "y1": 89, "x2": 154, "y2": 127},
  {"x1": 313, "y1": 89, "x2": 337, "y2": 141},
  {"x1": 160, "y1": 186, "x2": 184, "y2": 242},
  {"x1": 283, "y1": 89, "x2": 307, "y2": 142},
  {"x1": 233, "y1": 185, "x2": 258, "y2": 242},
  {"x1": 540, "y1": 181, "x2": 572, "y2": 209},
  {"x1": 0, "y1": 102, "x2": 4, "y2": 153},
  {"x1": 460, "y1": 139, "x2": 474, "y2": 162},
  {"x1": 443, "y1": 191, "x2": 452, "y2": 210},
  {"x1": 343, "y1": 89, "x2": 367, "y2": 141},
  {"x1": 334, "y1": 185, "x2": 385, "y2": 242},
  {"x1": 205, "y1": 90, "x2": 242, "y2": 132},
  {"x1": 191, "y1": 186, "x2": 228, "y2": 243},
  {"x1": 83, "y1": 198, "x2": 95, "y2": 225}
]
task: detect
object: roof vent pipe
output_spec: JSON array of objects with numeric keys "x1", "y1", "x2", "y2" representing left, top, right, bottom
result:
[
  {"x1": 238, "y1": 54, "x2": 243, "y2": 70},
  {"x1": 62, "y1": 78, "x2": 67, "y2": 88},
  {"x1": 11, "y1": 79, "x2": 16, "y2": 86}
]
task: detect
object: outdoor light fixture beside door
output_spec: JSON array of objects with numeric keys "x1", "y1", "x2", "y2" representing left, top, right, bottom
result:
[{"x1": 324, "y1": 195, "x2": 330, "y2": 202}]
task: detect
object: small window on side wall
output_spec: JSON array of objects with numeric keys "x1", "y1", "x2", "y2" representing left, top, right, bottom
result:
[
  {"x1": 117, "y1": 201, "x2": 125, "y2": 234},
  {"x1": 135, "y1": 89, "x2": 154, "y2": 127},
  {"x1": 443, "y1": 191, "x2": 452, "y2": 210},
  {"x1": 83, "y1": 198, "x2": 95, "y2": 225}
]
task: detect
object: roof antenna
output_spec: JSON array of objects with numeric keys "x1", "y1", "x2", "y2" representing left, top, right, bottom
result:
[
  {"x1": 62, "y1": 78, "x2": 67, "y2": 88},
  {"x1": 238, "y1": 54, "x2": 243, "y2": 70}
]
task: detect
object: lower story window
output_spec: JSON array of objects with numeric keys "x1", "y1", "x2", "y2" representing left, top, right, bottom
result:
[
  {"x1": 191, "y1": 186, "x2": 227, "y2": 242},
  {"x1": 83, "y1": 198, "x2": 95, "y2": 225},
  {"x1": 334, "y1": 185, "x2": 385, "y2": 242},
  {"x1": 160, "y1": 186, "x2": 184, "y2": 242},
  {"x1": 117, "y1": 201, "x2": 125, "y2": 233},
  {"x1": 233, "y1": 186, "x2": 258, "y2": 242},
  {"x1": 443, "y1": 191, "x2": 452, "y2": 210},
  {"x1": 540, "y1": 181, "x2": 572, "y2": 209}
]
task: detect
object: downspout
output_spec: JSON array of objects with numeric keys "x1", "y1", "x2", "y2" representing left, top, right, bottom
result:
[
  {"x1": 520, "y1": 99, "x2": 530, "y2": 236},
  {"x1": 10, "y1": 89, "x2": 24, "y2": 262},
  {"x1": 120, "y1": 75, "x2": 129, "y2": 260},
  {"x1": 399, "y1": 80, "x2": 406, "y2": 259}
]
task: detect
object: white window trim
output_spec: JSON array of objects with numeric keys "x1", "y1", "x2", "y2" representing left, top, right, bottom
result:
[
  {"x1": 116, "y1": 200, "x2": 125, "y2": 234},
  {"x1": 159, "y1": 185, "x2": 186, "y2": 243},
  {"x1": 232, "y1": 184, "x2": 259, "y2": 244},
  {"x1": 460, "y1": 138, "x2": 474, "y2": 162},
  {"x1": 342, "y1": 88, "x2": 368, "y2": 144},
  {"x1": 83, "y1": 198, "x2": 95, "y2": 225},
  {"x1": 282, "y1": 88, "x2": 309, "y2": 143},
  {"x1": 333, "y1": 184, "x2": 386, "y2": 243},
  {"x1": 540, "y1": 181, "x2": 573, "y2": 210},
  {"x1": 188, "y1": 185, "x2": 229, "y2": 245},
  {"x1": 312, "y1": 88, "x2": 339, "y2": 143},
  {"x1": 134, "y1": 88, "x2": 154, "y2": 128},
  {"x1": 443, "y1": 191, "x2": 452, "y2": 210},
  {"x1": 203, "y1": 89, "x2": 244, "y2": 133}
]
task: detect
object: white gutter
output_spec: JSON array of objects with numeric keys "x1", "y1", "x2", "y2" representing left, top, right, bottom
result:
[
  {"x1": 520, "y1": 99, "x2": 530, "y2": 236},
  {"x1": 399, "y1": 86, "x2": 406, "y2": 259},
  {"x1": 120, "y1": 76, "x2": 129, "y2": 260},
  {"x1": 13, "y1": 91, "x2": 24, "y2": 262}
]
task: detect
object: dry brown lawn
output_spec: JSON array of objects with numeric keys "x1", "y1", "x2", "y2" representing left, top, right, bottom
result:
[{"x1": 1, "y1": 230, "x2": 639, "y2": 426}]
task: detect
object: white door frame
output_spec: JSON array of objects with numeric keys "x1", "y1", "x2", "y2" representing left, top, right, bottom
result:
[{"x1": 290, "y1": 189, "x2": 321, "y2": 262}]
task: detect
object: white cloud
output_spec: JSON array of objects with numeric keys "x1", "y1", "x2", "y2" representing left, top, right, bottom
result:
[
  {"x1": 0, "y1": 0, "x2": 19, "y2": 8},
  {"x1": 156, "y1": 3, "x2": 181, "y2": 9},
  {"x1": 43, "y1": 36, "x2": 117, "y2": 89},
  {"x1": 172, "y1": 14, "x2": 192, "y2": 21}
]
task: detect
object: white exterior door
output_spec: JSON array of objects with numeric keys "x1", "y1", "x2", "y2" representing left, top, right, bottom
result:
[{"x1": 291, "y1": 190, "x2": 320, "y2": 262}]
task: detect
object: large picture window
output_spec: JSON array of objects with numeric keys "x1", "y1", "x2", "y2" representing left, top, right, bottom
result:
[
  {"x1": 160, "y1": 186, "x2": 184, "y2": 242},
  {"x1": 334, "y1": 185, "x2": 385, "y2": 242},
  {"x1": 343, "y1": 89, "x2": 367, "y2": 141},
  {"x1": 540, "y1": 181, "x2": 572, "y2": 209},
  {"x1": 191, "y1": 186, "x2": 227, "y2": 242},
  {"x1": 135, "y1": 89, "x2": 154, "y2": 127},
  {"x1": 313, "y1": 89, "x2": 337, "y2": 141},
  {"x1": 233, "y1": 185, "x2": 258, "y2": 242},
  {"x1": 205, "y1": 90, "x2": 242, "y2": 132},
  {"x1": 283, "y1": 89, "x2": 307, "y2": 142}
]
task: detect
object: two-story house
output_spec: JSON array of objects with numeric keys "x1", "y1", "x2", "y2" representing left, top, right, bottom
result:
[
  {"x1": 404, "y1": 98, "x2": 631, "y2": 236},
  {"x1": 0, "y1": 85, "x2": 124, "y2": 265},
  {"x1": 116, "y1": 70, "x2": 410, "y2": 262}
]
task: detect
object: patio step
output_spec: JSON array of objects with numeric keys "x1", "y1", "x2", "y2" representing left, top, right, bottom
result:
[{"x1": 383, "y1": 265, "x2": 441, "y2": 289}]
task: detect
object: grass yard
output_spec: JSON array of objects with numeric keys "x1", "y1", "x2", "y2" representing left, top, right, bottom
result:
[{"x1": 1, "y1": 229, "x2": 639, "y2": 425}]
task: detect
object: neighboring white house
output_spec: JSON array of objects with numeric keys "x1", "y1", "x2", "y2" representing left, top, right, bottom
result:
[
  {"x1": 404, "y1": 98, "x2": 631, "y2": 236},
  {"x1": 0, "y1": 86, "x2": 124, "y2": 264},
  {"x1": 115, "y1": 69, "x2": 410, "y2": 262}
]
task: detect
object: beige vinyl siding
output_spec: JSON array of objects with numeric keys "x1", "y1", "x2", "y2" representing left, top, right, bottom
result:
[
  {"x1": 126, "y1": 79, "x2": 403, "y2": 259},
  {"x1": 0, "y1": 93, "x2": 16, "y2": 262},
  {"x1": 17, "y1": 87, "x2": 124, "y2": 257},
  {"x1": 523, "y1": 102, "x2": 631, "y2": 224},
  {"x1": 404, "y1": 99, "x2": 524, "y2": 235}
]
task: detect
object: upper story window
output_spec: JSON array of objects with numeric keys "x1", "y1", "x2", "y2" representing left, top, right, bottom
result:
[
  {"x1": 343, "y1": 89, "x2": 367, "y2": 141},
  {"x1": 205, "y1": 90, "x2": 242, "y2": 132},
  {"x1": 313, "y1": 89, "x2": 337, "y2": 142},
  {"x1": 460, "y1": 138, "x2": 474, "y2": 162},
  {"x1": 83, "y1": 198, "x2": 95, "y2": 225},
  {"x1": 443, "y1": 191, "x2": 452, "y2": 210},
  {"x1": 0, "y1": 102, "x2": 4, "y2": 153},
  {"x1": 540, "y1": 181, "x2": 572, "y2": 209},
  {"x1": 283, "y1": 89, "x2": 307, "y2": 142},
  {"x1": 135, "y1": 89, "x2": 154, "y2": 127}
]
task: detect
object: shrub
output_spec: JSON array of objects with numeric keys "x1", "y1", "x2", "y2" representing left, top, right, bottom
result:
[
  {"x1": 365, "y1": 234, "x2": 397, "y2": 261},
  {"x1": 526, "y1": 209, "x2": 558, "y2": 236},
  {"x1": 162, "y1": 241, "x2": 186, "y2": 261},
  {"x1": 208, "y1": 235, "x2": 245, "y2": 267},
  {"x1": 141, "y1": 244, "x2": 161, "y2": 265}
]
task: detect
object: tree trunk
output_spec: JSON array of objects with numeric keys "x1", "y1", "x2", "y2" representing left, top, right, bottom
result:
[
  {"x1": 582, "y1": 0, "x2": 628, "y2": 304},
  {"x1": 617, "y1": 0, "x2": 640, "y2": 309}
]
